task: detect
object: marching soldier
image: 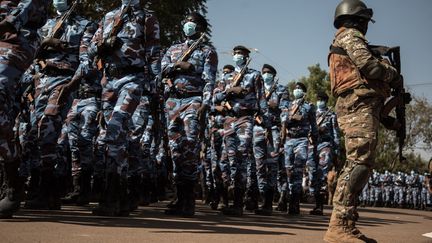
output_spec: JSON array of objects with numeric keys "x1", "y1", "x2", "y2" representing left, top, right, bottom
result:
[
  {"x1": 254, "y1": 64, "x2": 289, "y2": 216},
  {"x1": 280, "y1": 81, "x2": 318, "y2": 215},
  {"x1": 162, "y1": 12, "x2": 218, "y2": 217}
]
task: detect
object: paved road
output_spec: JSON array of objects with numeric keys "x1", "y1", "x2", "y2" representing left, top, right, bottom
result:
[{"x1": 1, "y1": 202, "x2": 432, "y2": 243}]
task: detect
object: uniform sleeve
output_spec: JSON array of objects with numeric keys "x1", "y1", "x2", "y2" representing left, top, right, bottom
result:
[
  {"x1": 255, "y1": 74, "x2": 270, "y2": 127},
  {"x1": 201, "y1": 48, "x2": 218, "y2": 107},
  {"x1": 4, "y1": 0, "x2": 34, "y2": 31},
  {"x1": 278, "y1": 85, "x2": 290, "y2": 110},
  {"x1": 309, "y1": 105, "x2": 319, "y2": 144},
  {"x1": 144, "y1": 13, "x2": 161, "y2": 90},
  {"x1": 331, "y1": 112, "x2": 341, "y2": 155}
]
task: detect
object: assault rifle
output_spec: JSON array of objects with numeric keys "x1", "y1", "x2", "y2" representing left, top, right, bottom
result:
[
  {"x1": 280, "y1": 98, "x2": 304, "y2": 148},
  {"x1": 264, "y1": 77, "x2": 279, "y2": 101},
  {"x1": 222, "y1": 58, "x2": 252, "y2": 110},
  {"x1": 96, "y1": 1, "x2": 132, "y2": 70},
  {"x1": 370, "y1": 45, "x2": 411, "y2": 163},
  {"x1": 162, "y1": 33, "x2": 206, "y2": 92},
  {"x1": 316, "y1": 107, "x2": 332, "y2": 127}
]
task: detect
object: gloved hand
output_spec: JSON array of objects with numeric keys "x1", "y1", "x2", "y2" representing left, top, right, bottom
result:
[
  {"x1": 197, "y1": 104, "x2": 208, "y2": 123},
  {"x1": 0, "y1": 20, "x2": 17, "y2": 36},
  {"x1": 175, "y1": 61, "x2": 194, "y2": 72},
  {"x1": 41, "y1": 37, "x2": 66, "y2": 50},
  {"x1": 56, "y1": 83, "x2": 72, "y2": 106},
  {"x1": 227, "y1": 86, "x2": 244, "y2": 96},
  {"x1": 389, "y1": 75, "x2": 403, "y2": 89}
]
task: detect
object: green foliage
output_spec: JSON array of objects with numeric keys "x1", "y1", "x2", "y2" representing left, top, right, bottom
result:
[{"x1": 77, "y1": 0, "x2": 210, "y2": 48}]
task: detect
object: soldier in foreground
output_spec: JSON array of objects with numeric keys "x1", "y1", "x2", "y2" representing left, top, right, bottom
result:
[{"x1": 325, "y1": 0, "x2": 402, "y2": 242}]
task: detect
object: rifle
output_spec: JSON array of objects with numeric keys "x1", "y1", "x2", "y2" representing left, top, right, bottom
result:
[
  {"x1": 162, "y1": 33, "x2": 206, "y2": 92},
  {"x1": 370, "y1": 45, "x2": 411, "y2": 163},
  {"x1": 316, "y1": 107, "x2": 332, "y2": 127},
  {"x1": 96, "y1": 1, "x2": 132, "y2": 70},
  {"x1": 264, "y1": 77, "x2": 279, "y2": 101},
  {"x1": 222, "y1": 58, "x2": 252, "y2": 110},
  {"x1": 280, "y1": 98, "x2": 304, "y2": 149}
]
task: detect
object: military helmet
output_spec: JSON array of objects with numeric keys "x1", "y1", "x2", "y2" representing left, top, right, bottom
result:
[{"x1": 334, "y1": 0, "x2": 373, "y2": 28}]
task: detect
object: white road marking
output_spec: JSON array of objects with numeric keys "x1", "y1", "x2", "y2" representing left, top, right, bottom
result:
[{"x1": 422, "y1": 232, "x2": 432, "y2": 239}]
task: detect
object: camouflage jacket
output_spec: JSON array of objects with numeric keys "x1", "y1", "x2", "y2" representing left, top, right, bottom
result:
[
  {"x1": 0, "y1": 0, "x2": 50, "y2": 71},
  {"x1": 211, "y1": 70, "x2": 235, "y2": 126},
  {"x1": 161, "y1": 39, "x2": 218, "y2": 107},
  {"x1": 264, "y1": 83, "x2": 290, "y2": 126},
  {"x1": 316, "y1": 107, "x2": 340, "y2": 148},
  {"x1": 281, "y1": 98, "x2": 318, "y2": 142}
]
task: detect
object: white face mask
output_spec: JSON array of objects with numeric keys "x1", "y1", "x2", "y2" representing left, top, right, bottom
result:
[
  {"x1": 183, "y1": 21, "x2": 197, "y2": 37},
  {"x1": 53, "y1": 0, "x2": 69, "y2": 12},
  {"x1": 122, "y1": 0, "x2": 140, "y2": 6},
  {"x1": 233, "y1": 54, "x2": 246, "y2": 67},
  {"x1": 293, "y1": 88, "x2": 304, "y2": 99},
  {"x1": 262, "y1": 73, "x2": 274, "y2": 84},
  {"x1": 316, "y1": 100, "x2": 326, "y2": 109}
]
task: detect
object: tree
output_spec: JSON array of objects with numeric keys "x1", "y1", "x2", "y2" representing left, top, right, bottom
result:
[{"x1": 78, "y1": 0, "x2": 210, "y2": 48}]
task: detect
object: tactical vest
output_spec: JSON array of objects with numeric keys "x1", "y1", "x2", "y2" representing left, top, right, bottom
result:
[{"x1": 328, "y1": 28, "x2": 390, "y2": 98}]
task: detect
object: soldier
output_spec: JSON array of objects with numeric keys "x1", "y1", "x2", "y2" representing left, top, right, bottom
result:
[
  {"x1": 162, "y1": 12, "x2": 217, "y2": 217},
  {"x1": 207, "y1": 64, "x2": 235, "y2": 210},
  {"x1": 214, "y1": 45, "x2": 268, "y2": 216},
  {"x1": 406, "y1": 170, "x2": 420, "y2": 209},
  {"x1": 325, "y1": 0, "x2": 401, "y2": 242},
  {"x1": 254, "y1": 64, "x2": 289, "y2": 216},
  {"x1": 24, "y1": 0, "x2": 97, "y2": 210},
  {"x1": 57, "y1": 0, "x2": 161, "y2": 216},
  {"x1": 309, "y1": 92, "x2": 340, "y2": 216},
  {"x1": 393, "y1": 171, "x2": 405, "y2": 208},
  {"x1": 0, "y1": 0, "x2": 52, "y2": 218},
  {"x1": 382, "y1": 170, "x2": 393, "y2": 207},
  {"x1": 280, "y1": 81, "x2": 318, "y2": 215}
]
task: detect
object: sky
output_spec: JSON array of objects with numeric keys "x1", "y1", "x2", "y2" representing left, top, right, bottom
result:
[{"x1": 206, "y1": 0, "x2": 432, "y2": 159}]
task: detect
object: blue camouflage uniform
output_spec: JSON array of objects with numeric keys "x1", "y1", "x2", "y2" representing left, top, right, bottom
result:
[
  {"x1": 214, "y1": 64, "x2": 269, "y2": 214},
  {"x1": 281, "y1": 96, "x2": 318, "y2": 214},
  {"x1": 161, "y1": 39, "x2": 217, "y2": 185},
  {"x1": 393, "y1": 172, "x2": 405, "y2": 207}
]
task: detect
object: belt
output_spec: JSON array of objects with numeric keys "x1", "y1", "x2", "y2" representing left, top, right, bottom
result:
[
  {"x1": 337, "y1": 89, "x2": 354, "y2": 98},
  {"x1": 42, "y1": 67, "x2": 75, "y2": 76},
  {"x1": 105, "y1": 66, "x2": 144, "y2": 77}
]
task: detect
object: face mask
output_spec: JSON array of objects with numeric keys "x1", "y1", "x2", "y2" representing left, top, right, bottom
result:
[
  {"x1": 293, "y1": 88, "x2": 304, "y2": 99},
  {"x1": 316, "y1": 100, "x2": 326, "y2": 109},
  {"x1": 183, "y1": 21, "x2": 197, "y2": 37},
  {"x1": 53, "y1": 0, "x2": 69, "y2": 12},
  {"x1": 122, "y1": 0, "x2": 140, "y2": 6},
  {"x1": 262, "y1": 73, "x2": 274, "y2": 84},
  {"x1": 233, "y1": 54, "x2": 245, "y2": 66}
]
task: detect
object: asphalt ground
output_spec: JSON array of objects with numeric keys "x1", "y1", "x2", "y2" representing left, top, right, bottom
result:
[{"x1": 1, "y1": 202, "x2": 432, "y2": 243}]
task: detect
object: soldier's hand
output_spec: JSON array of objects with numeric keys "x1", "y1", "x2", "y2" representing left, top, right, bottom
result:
[
  {"x1": 389, "y1": 75, "x2": 403, "y2": 89},
  {"x1": 175, "y1": 61, "x2": 194, "y2": 72},
  {"x1": 0, "y1": 20, "x2": 17, "y2": 36},
  {"x1": 197, "y1": 104, "x2": 208, "y2": 123},
  {"x1": 56, "y1": 84, "x2": 72, "y2": 106},
  {"x1": 227, "y1": 86, "x2": 244, "y2": 95},
  {"x1": 42, "y1": 37, "x2": 66, "y2": 50}
]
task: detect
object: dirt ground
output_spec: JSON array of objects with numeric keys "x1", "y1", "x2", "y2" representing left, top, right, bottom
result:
[{"x1": 1, "y1": 202, "x2": 432, "y2": 243}]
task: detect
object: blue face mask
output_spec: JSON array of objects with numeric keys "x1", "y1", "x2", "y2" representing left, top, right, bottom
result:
[
  {"x1": 262, "y1": 73, "x2": 274, "y2": 84},
  {"x1": 233, "y1": 54, "x2": 245, "y2": 66},
  {"x1": 53, "y1": 0, "x2": 69, "y2": 12},
  {"x1": 122, "y1": 0, "x2": 140, "y2": 6},
  {"x1": 293, "y1": 88, "x2": 304, "y2": 99},
  {"x1": 183, "y1": 22, "x2": 197, "y2": 37},
  {"x1": 316, "y1": 100, "x2": 326, "y2": 109}
]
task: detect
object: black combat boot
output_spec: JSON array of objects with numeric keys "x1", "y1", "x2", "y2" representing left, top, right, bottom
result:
[
  {"x1": 76, "y1": 169, "x2": 92, "y2": 206},
  {"x1": 309, "y1": 192, "x2": 324, "y2": 216},
  {"x1": 127, "y1": 174, "x2": 141, "y2": 211},
  {"x1": 61, "y1": 174, "x2": 81, "y2": 204},
  {"x1": 210, "y1": 183, "x2": 222, "y2": 210},
  {"x1": 118, "y1": 176, "x2": 130, "y2": 216},
  {"x1": 140, "y1": 177, "x2": 152, "y2": 206},
  {"x1": 218, "y1": 184, "x2": 229, "y2": 210},
  {"x1": 91, "y1": 174, "x2": 104, "y2": 202},
  {"x1": 25, "y1": 169, "x2": 61, "y2": 210},
  {"x1": 165, "y1": 184, "x2": 184, "y2": 215},
  {"x1": 255, "y1": 189, "x2": 274, "y2": 216},
  {"x1": 275, "y1": 190, "x2": 288, "y2": 212},
  {"x1": 244, "y1": 187, "x2": 259, "y2": 211},
  {"x1": 26, "y1": 168, "x2": 40, "y2": 201},
  {"x1": 288, "y1": 192, "x2": 300, "y2": 215},
  {"x1": 92, "y1": 173, "x2": 121, "y2": 216},
  {"x1": 0, "y1": 162, "x2": 25, "y2": 218},
  {"x1": 222, "y1": 187, "x2": 244, "y2": 216},
  {"x1": 182, "y1": 181, "x2": 196, "y2": 217}
]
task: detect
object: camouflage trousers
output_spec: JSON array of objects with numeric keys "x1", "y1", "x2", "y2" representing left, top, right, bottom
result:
[
  {"x1": 284, "y1": 137, "x2": 309, "y2": 195},
  {"x1": 223, "y1": 115, "x2": 253, "y2": 190},
  {"x1": 331, "y1": 88, "x2": 382, "y2": 220},
  {"x1": 35, "y1": 75, "x2": 72, "y2": 171},
  {"x1": 66, "y1": 97, "x2": 99, "y2": 176},
  {"x1": 253, "y1": 125, "x2": 279, "y2": 194},
  {"x1": 0, "y1": 64, "x2": 22, "y2": 164},
  {"x1": 393, "y1": 185, "x2": 404, "y2": 205},
  {"x1": 98, "y1": 76, "x2": 143, "y2": 176},
  {"x1": 165, "y1": 96, "x2": 202, "y2": 183},
  {"x1": 306, "y1": 141, "x2": 334, "y2": 194},
  {"x1": 128, "y1": 95, "x2": 155, "y2": 179},
  {"x1": 207, "y1": 123, "x2": 226, "y2": 189}
]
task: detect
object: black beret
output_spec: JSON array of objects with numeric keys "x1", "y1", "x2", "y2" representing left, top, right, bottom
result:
[
  {"x1": 295, "y1": 82, "x2": 307, "y2": 92},
  {"x1": 233, "y1": 45, "x2": 251, "y2": 54},
  {"x1": 223, "y1": 64, "x2": 235, "y2": 71},
  {"x1": 317, "y1": 91, "x2": 329, "y2": 101},
  {"x1": 262, "y1": 64, "x2": 277, "y2": 75}
]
